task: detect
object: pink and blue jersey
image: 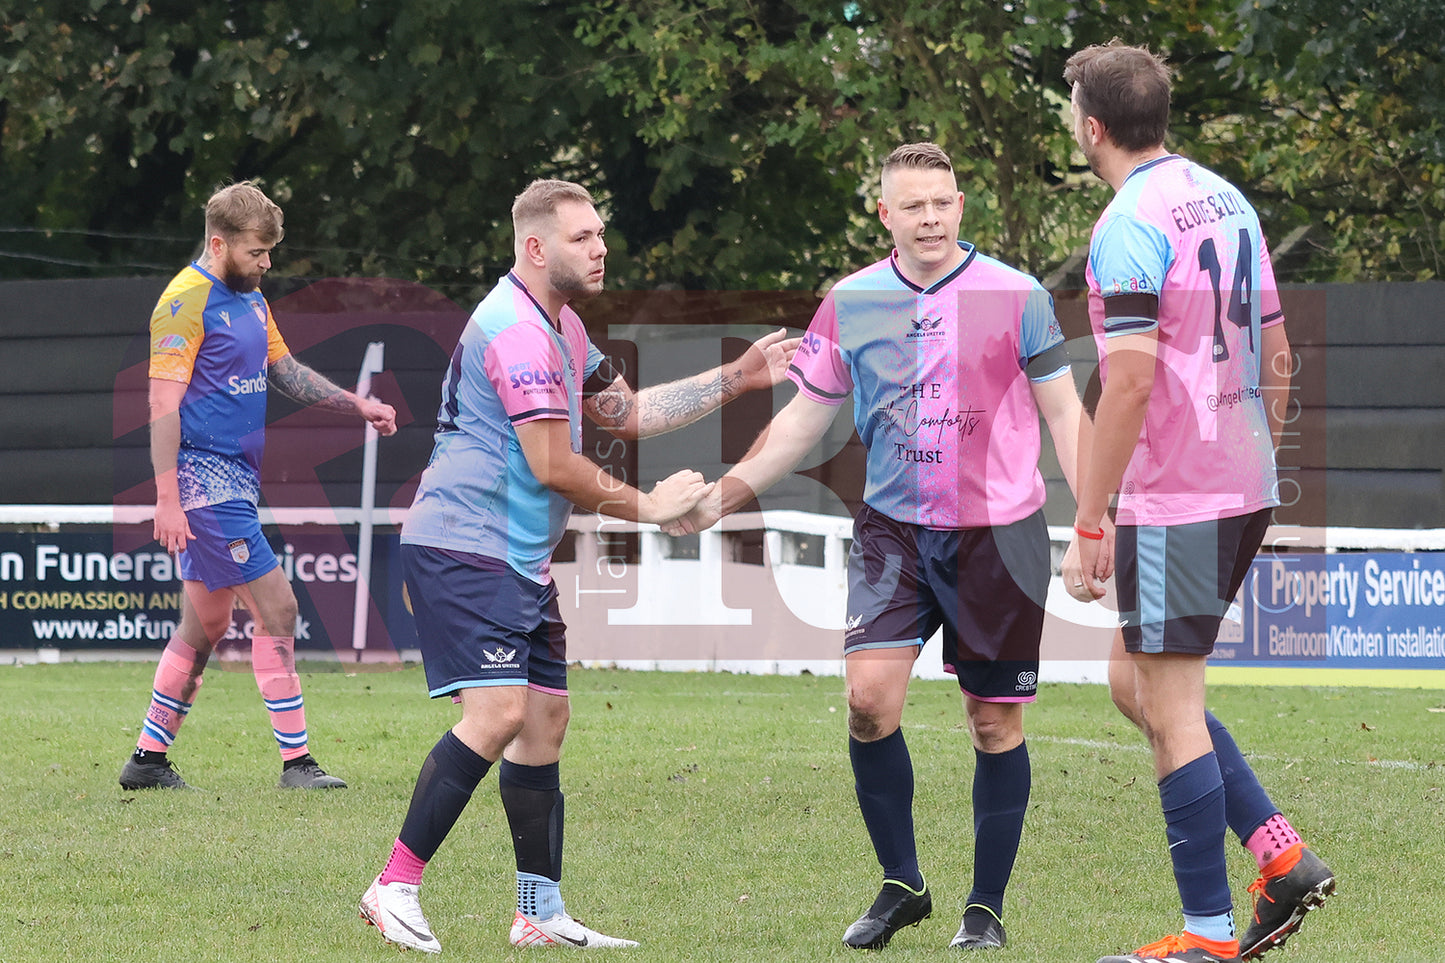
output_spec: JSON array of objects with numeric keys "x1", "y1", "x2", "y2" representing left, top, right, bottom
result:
[
  {"x1": 788, "y1": 243, "x2": 1069, "y2": 529},
  {"x1": 148, "y1": 263, "x2": 290, "y2": 511},
  {"x1": 1085, "y1": 155, "x2": 1285, "y2": 526},
  {"x1": 402, "y1": 273, "x2": 604, "y2": 584}
]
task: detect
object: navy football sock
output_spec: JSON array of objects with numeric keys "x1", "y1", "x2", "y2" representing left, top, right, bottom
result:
[
  {"x1": 1205, "y1": 711, "x2": 1279, "y2": 842},
  {"x1": 1159, "y1": 753, "x2": 1233, "y2": 923},
  {"x1": 398, "y1": 729, "x2": 493, "y2": 861},
  {"x1": 967, "y1": 740, "x2": 1030, "y2": 917},
  {"x1": 499, "y1": 759, "x2": 565, "y2": 882},
  {"x1": 850, "y1": 730, "x2": 923, "y2": 889}
]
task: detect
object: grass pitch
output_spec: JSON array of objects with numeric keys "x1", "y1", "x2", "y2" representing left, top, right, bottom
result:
[{"x1": 0, "y1": 661, "x2": 1440, "y2": 962}]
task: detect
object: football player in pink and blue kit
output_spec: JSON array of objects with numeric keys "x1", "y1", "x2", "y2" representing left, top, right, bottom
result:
[
  {"x1": 1061, "y1": 42, "x2": 1335, "y2": 963},
  {"x1": 664, "y1": 143, "x2": 1096, "y2": 953},
  {"x1": 359, "y1": 178, "x2": 799, "y2": 954},
  {"x1": 120, "y1": 181, "x2": 397, "y2": 792}
]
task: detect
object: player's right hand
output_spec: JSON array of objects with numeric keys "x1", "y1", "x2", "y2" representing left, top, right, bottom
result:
[
  {"x1": 1062, "y1": 525, "x2": 1111, "y2": 602},
  {"x1": 153, "y1": 501, "x2": 195, "y2": 556},
  {"x1": 642, "y1": 470, "x2": 715, "y2": 525},
  {"x1": 660, "y1": 485, "x2": 723, "y2": 535}
]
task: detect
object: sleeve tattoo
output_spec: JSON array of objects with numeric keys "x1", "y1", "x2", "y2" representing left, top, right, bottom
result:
[
  {"x1": 270, "y1": 354, "x2": 354, "y2": 412},
  {"x1": 636, "y1": 368, "x2": 748, "y2": 434}
]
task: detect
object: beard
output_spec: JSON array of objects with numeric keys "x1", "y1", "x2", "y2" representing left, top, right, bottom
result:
[
  {"x1": 224, "y1": 272, "x2": 262, "y2": 294},
  {"x1": 548, "y1": 262, "x2": 603, "y2": 301},
  {"x1": 218, "y1": 253, "x2": 263, "y2": 293}
]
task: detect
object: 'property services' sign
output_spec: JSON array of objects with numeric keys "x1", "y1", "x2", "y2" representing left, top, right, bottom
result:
[{"x1": 1213, "y1": 552, "x2": 1445, "y2": 670}]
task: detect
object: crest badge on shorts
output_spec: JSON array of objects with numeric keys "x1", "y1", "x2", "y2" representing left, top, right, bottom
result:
[{"x1": 228, "y1": 538, "x2": 250, "y2": 565}]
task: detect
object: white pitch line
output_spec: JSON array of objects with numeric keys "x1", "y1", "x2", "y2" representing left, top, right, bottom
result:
[{"x1": 1028, "y1": 734, "x2": 1437, "y2": 773}]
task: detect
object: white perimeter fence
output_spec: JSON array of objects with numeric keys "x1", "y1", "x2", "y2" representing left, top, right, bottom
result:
[{"x1": 6, "y1": 502, "x2": 1444, "y2": 685}]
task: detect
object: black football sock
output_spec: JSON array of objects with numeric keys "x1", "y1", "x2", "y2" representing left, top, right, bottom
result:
[{"x1": 397, "y1": 730, "x2": 493, "y2": 861}]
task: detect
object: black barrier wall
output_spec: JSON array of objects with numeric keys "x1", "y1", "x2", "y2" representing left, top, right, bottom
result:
[{"x1": 1, "y1": 277, "x2": 1442, "y2": 528}]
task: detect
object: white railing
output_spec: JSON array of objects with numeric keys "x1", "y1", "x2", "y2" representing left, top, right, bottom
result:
[
  {"x1": 6, "y1": 502, "x2": 1442, "y2": 682},
  {"x1": 13, "y1": 504, "x2": 1443, "y2": 554}
]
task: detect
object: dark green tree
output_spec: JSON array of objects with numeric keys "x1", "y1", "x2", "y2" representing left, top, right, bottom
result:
[{"x1": 2, "y1": 0, "x2": 1440, "y2": 291}]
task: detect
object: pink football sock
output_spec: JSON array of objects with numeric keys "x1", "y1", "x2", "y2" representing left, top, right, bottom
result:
[
  {"x1": 379, "y1": 839, "x2": 427, "y2": 886},
  {"x1": 137, "y1": 635, "x2": 207, "y2": 753},
  {"x1": 1245, "y1": 813, "x2": 1303, "y2": 870},
  {"x1": 251, "y1": 635, "x2": 310, "y2": 761}
]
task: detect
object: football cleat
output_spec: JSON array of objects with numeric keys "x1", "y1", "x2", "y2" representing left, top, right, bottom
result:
[
  {"x1": 1239, "y1": 844, "x2": 1335, "y2": 959},
  {"x1": 1097, "y1": 932, "x2": 1241, "y2": 963},
  {"x1": 842, "y1": 880, "x2": 932, "y2": 950},
  {"x1": 279, "y1": 755, "x2": 347, "y2": 789},
  {"x1": 509, "y1": 910, "x2": 639, "y2": 949},
  {"x1": 119, "y1": 754, "x2": 192, "y2": 790},
  {"x1": 359, "y1": 875, "x2": 441, "y2": 954},
  {"x1": 949, "y1": 903, "x2": 1006, "y2": 950}
]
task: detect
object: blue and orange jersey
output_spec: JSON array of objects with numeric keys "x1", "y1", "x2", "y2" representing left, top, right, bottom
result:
[{"x1": 149, "y1": 262, "x2": 290, "y2": 509}]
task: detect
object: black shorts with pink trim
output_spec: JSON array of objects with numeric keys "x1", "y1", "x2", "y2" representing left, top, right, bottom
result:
[
  {"x1": 401, "y1": 544, "x2": 568, "y2": 698},
  {"x1": 843, "y1": 504, "x2": 1047, "y2": 702}
]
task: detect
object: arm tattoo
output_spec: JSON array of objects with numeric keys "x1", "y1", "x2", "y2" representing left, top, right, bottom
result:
[
  {"x1": 270, "y1": 355, "x2": 354, "y2": 411},
  {"x1": 588, "y1": 384, "x2": 635, "y2": 430},
  {"x1": 637, "y1": 368, "x2": 747, "y2": 434}
]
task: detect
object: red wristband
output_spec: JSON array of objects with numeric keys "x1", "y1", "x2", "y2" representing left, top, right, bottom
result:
[{"x1": 1074, "y1": 523, "x2": 1105, "y2": 541}]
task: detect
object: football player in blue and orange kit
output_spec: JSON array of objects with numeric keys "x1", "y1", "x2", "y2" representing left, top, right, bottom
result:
[{"x1": 120, "y1": 181, "x2": 396, "y2": 792}]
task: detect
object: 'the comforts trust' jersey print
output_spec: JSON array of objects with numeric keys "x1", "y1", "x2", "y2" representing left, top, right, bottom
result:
[
  {"x1": 788, "y1": 242, "x2": 1068, "y2": 529},
  {"x1": 402, "y1": 273, "x2": 604, "y2": 584},
  {"x1": 1085, "y1": 155, "x2": 1285, "y2": 526},
  {"x1": 149, "y1": 263, "x2": 290, "y2": 511}
]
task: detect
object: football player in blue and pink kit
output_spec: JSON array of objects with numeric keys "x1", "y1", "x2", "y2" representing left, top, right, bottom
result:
[
  {"x1": 664, "y1": 143, "x2": 1097, "y2": 953},
  {"x1": 359, "y1": 178, "x2": 799, "y2": 954},
  {"x1": 120, "y1": 181, "x2": 397, "y2": 792},
  {"x1": 1061, "y1": 42, "x2": 1335, "y2": 963}
]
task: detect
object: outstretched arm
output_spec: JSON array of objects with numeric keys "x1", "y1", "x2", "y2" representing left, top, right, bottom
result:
[
  {"x1": 515, "y1": 418, "x2": 713, "y2": 524},
  {"x1": 662, "y1": 391, "x2": 839, "y2": 535},
  {"x1": 584, "y1": 328, "x2": 800, "y2": 440},
  {"x1": 269, "y1": 353, "x2": 398, "y2": 436}
]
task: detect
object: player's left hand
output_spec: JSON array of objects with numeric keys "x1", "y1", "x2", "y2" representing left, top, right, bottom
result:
[
  {"x1": 738, "y1": 328, "x2": 802, "y2": 390},
  {"x1": 1063, "y1": 518, "x2": 1113, "y2": 602},
  {"x1": 359, "y1": 397, "x2": 397, "y2": 436}
]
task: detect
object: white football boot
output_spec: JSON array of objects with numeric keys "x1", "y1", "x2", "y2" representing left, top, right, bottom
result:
[
  {"x1": 509, "y1": 910, "x2": 638, "y2": 949},
  {"x1": 360, "y1": 875, "x2": 442, "y2": 954}
]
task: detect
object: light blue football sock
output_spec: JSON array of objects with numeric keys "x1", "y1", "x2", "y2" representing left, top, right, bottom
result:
[{"x1": 517, "y1": 871, "x2": 565, "y2": 920}]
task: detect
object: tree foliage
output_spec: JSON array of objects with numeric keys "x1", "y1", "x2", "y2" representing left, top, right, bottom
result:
[
  {"x1": 1, "y1": 0, "x2": 1440, "y2": 295},
  {"x1": 1223, "y1": 0, "x2": 1445, "y2": 280}
]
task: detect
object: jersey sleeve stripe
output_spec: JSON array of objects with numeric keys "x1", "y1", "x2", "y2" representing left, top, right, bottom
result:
[
  {"x1": 507, "y1": 406, "x2": 569, "y2": 423},
  {"x1": 786, "y1": 364, "x2": 849, "y2": 402}
]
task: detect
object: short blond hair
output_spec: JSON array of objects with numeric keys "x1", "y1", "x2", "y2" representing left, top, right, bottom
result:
[
  {"x1": 511, "y1": 178, "x2": 595, "y2": 238},
  {"x1": 882, "y1": 142, "x2": 954, "y2": 176},
  {"x1": 204, "y1": 181, "x2": 284, "y2": 245}
]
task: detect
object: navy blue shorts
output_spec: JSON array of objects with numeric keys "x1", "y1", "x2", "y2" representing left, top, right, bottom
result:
[
  {"x1": 176, "y1": 500, "x2": 280, "y2": 591},
  {"x1": 1117, "y1": 508, "x2": 1272, "y2": 655},
  {"x1": 843, "y1": 504, "x2": 1047, "y2": 702},
  {"x1": 401, "y1": 544, "x2": 568, "y2": 698}
]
